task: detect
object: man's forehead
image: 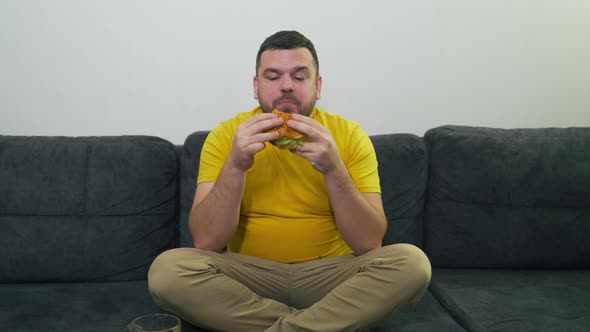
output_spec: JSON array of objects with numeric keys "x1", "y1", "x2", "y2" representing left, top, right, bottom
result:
[{"x1": 259, "y1": 48, "x2": 315, "y2": 71}]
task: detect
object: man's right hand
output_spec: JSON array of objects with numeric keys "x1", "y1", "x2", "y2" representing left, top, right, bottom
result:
[{"x1": 228, "y1": 113, "x2": 282, "y2": 171}]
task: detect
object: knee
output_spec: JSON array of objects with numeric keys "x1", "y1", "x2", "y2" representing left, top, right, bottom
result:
[
  {"x1": 147, "y1": 249, "x2": 181, "y2": 301},
  {"x1": 384, "y1": 244, "x2": 432, "y2": 292},
  {"x1": 399, "y1": 244, "x2": 432, "y2": 301},
  {"x1": 148, "y1": 248, "x2": 214, "y2": 302}
]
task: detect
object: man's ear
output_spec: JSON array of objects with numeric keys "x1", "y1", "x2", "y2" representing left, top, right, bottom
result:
[
  {"x1": 316, "y1": 75, "x2": 323, "y2": 100},
  {"x1": 253, "y1": 75, "x2": 259, "y2": 100}
]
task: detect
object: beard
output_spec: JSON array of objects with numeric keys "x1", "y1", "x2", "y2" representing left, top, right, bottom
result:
[{"x1": 259, "y1": 92, "x2": 317, "y2": 117}]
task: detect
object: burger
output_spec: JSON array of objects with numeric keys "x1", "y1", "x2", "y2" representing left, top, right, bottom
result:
[{"x1": 265, "y1": 109, "x2": 305, "y2": 149}]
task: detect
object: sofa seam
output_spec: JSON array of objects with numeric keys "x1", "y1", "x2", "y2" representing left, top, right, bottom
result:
[
  {"x1": 83, "y1": 143, "x2": 92, "y2": 215},
  {"x1": 428, "y1": 280, "x2": 485, "y2": 332}
]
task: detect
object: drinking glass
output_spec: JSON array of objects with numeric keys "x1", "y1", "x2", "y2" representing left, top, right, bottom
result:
[{"x1": 128, "y1": 313, "x2": 181, "y2": 332}]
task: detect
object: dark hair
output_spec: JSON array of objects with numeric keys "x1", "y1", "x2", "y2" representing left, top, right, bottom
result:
[{"x1": 256, "y1": 30, "x2": 319, "y2": 76}]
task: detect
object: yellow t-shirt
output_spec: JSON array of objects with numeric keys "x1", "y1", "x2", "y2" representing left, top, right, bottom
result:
[{"x1": 197, "y1": 107, "x2": 381, "y2": 263}]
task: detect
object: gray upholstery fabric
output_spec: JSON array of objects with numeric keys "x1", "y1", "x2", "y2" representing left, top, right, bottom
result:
[
  {"x1": 0, "y1": 281, "x2": 160, "y2": 332},
  {"x1": 424, "y1": 126, "x2": 590, "y2": 268},
  {"x1": 6, "y1": 126, "x2": 587, "y2": 331},
  {"x1": 0, "y1": 136, "x2": 178, "y2": 281},
  {"x1": 179, "y1": 131, "x2": 210, "y2": 248},
  {"x1": 372, "y1": 133, "x2": 428, "y2": 247},
  {"x1": 376, "y1": 291, "x2": 466, "y2": 332},
  {"x1": 430, "y1": 269, "x2": 590, "y2": 332}
]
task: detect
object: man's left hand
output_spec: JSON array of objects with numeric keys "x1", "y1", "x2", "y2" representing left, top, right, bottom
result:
[{"x1": 287, "y1": 114, "x2": 344, "y2": 175}]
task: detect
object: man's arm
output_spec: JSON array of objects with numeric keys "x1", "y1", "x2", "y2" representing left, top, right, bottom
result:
[
  {"x1": 288, "y1": 114, "x2": 386, "y2": 255},
  {"x1": 323, "y1": 163, "x2": 387, "y2": 254},
  {"x1": 189, "y1": 113, "x2": 281, "y2": 251},
  {"x1": 189, "y1": 163, "x2": 246, "y2": 251}
]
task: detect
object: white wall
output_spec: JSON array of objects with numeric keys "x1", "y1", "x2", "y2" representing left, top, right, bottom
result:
[{"x1": 1, "y1": 0, "x2": 589, "y2": 144}]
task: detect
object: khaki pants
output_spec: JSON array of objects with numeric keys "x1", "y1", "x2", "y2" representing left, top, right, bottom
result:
[{"x1": 148, "y1": 244, "x2": 431, "y2": 332}]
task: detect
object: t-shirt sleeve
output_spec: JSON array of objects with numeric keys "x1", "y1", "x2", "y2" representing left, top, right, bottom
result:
[
  {"x1": 345, "y1": 126, "x2": 381, "y2": 193},
  {"x1": 197, "y1": 125, "x2": 232, "y2": 184}
]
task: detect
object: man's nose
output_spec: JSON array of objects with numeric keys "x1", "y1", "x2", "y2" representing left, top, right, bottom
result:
[{"x1": 280, "y1": 77, "x2": 294, "y2": 92}]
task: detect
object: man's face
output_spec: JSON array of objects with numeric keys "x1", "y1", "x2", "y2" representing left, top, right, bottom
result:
[{"x1": 254, "y1": 48, "x2": 322, "y2": 116}]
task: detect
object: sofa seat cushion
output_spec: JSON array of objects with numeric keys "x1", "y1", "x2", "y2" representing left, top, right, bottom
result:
[
  {"x1": 0, "y1": 284, "x2": 461, "y2": 332},
  {"x1": 0, "y1": 281, "x2": 161, "y2": 332},
  {"x1": 376, "y1": 290, "x2": 466, "y2": 332},
  {"x1": 430, "y1": 269, "x2": 590, "y2": 332}
]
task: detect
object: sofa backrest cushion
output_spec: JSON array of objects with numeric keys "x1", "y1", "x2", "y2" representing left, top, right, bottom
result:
[
  {"x1": 372, "y1": 134, "x2": 428, "y2": 247},
  {"x1": 179, "y1": 131, "x2": 428, "y2": 248},
  {"x1": 0, "y1": 136, "x2": 178, "y2": 282},
  {"x1": 179, "y1": 131, "x2": 209, "y2": 247},
  {"x1": 424, "y1": 125, "x2": 590, "y2": 268}
]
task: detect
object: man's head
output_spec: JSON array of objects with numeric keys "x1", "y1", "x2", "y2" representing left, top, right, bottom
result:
[
  {"x1": 254, "y1": 31, "x2": 322, "y2": 116},
  {"x1": 256, "y1": 30, "x2": 319, "y2": 76}
]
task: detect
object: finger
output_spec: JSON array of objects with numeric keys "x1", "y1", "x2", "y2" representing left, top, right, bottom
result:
[
  {"x1": 252, "y1": 131, "x2": 279, "y2": 144},
  {"x1": 290, "y1": 148, "x2": 316, "y2": 163},
  {"x1": 289, "y1": 147, "x2": 305, "y2": 157},
  {"x1": 245, "y1": 142, "x2": 267, "y2": 155},
  {"x1": 292, "y1": 142, "x2": 313, "y2": 153},
  {"x1": 290, "y1": 114, "x2": 329, "y2": 133},
  {"x1": 290, "y1": 114, "x2": 333, "y2": 138},
  {"x1": 242, "y1": 112, "x2": 278, "y2": 128},
  {"x1": 287, "y1": 118, "x2": 322, "y2": 141},
  {"x1": 248, "y1": 117, "x2": 283, "y2": 135}
]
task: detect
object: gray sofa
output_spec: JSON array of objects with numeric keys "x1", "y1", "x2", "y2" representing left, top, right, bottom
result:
[{"x1": 1, "y1": 125, "x2": 588, "y2": 331}]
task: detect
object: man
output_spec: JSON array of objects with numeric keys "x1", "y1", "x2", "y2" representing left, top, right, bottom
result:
[{"x1": 148, "y1": 30, "x2": 431, "y2": 332}]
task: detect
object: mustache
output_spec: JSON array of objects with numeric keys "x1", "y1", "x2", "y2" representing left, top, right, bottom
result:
[{"x1": 272, "y1": 94, "x2": 300, "y2": 106}]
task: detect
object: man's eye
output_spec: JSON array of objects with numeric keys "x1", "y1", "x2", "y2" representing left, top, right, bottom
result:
[
  {"x1": 294, "y1": 76, "x2": 305, "y2": 81},
  {"x1": 267, "y1": 76, "x2": 279, "y2": 81}
]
